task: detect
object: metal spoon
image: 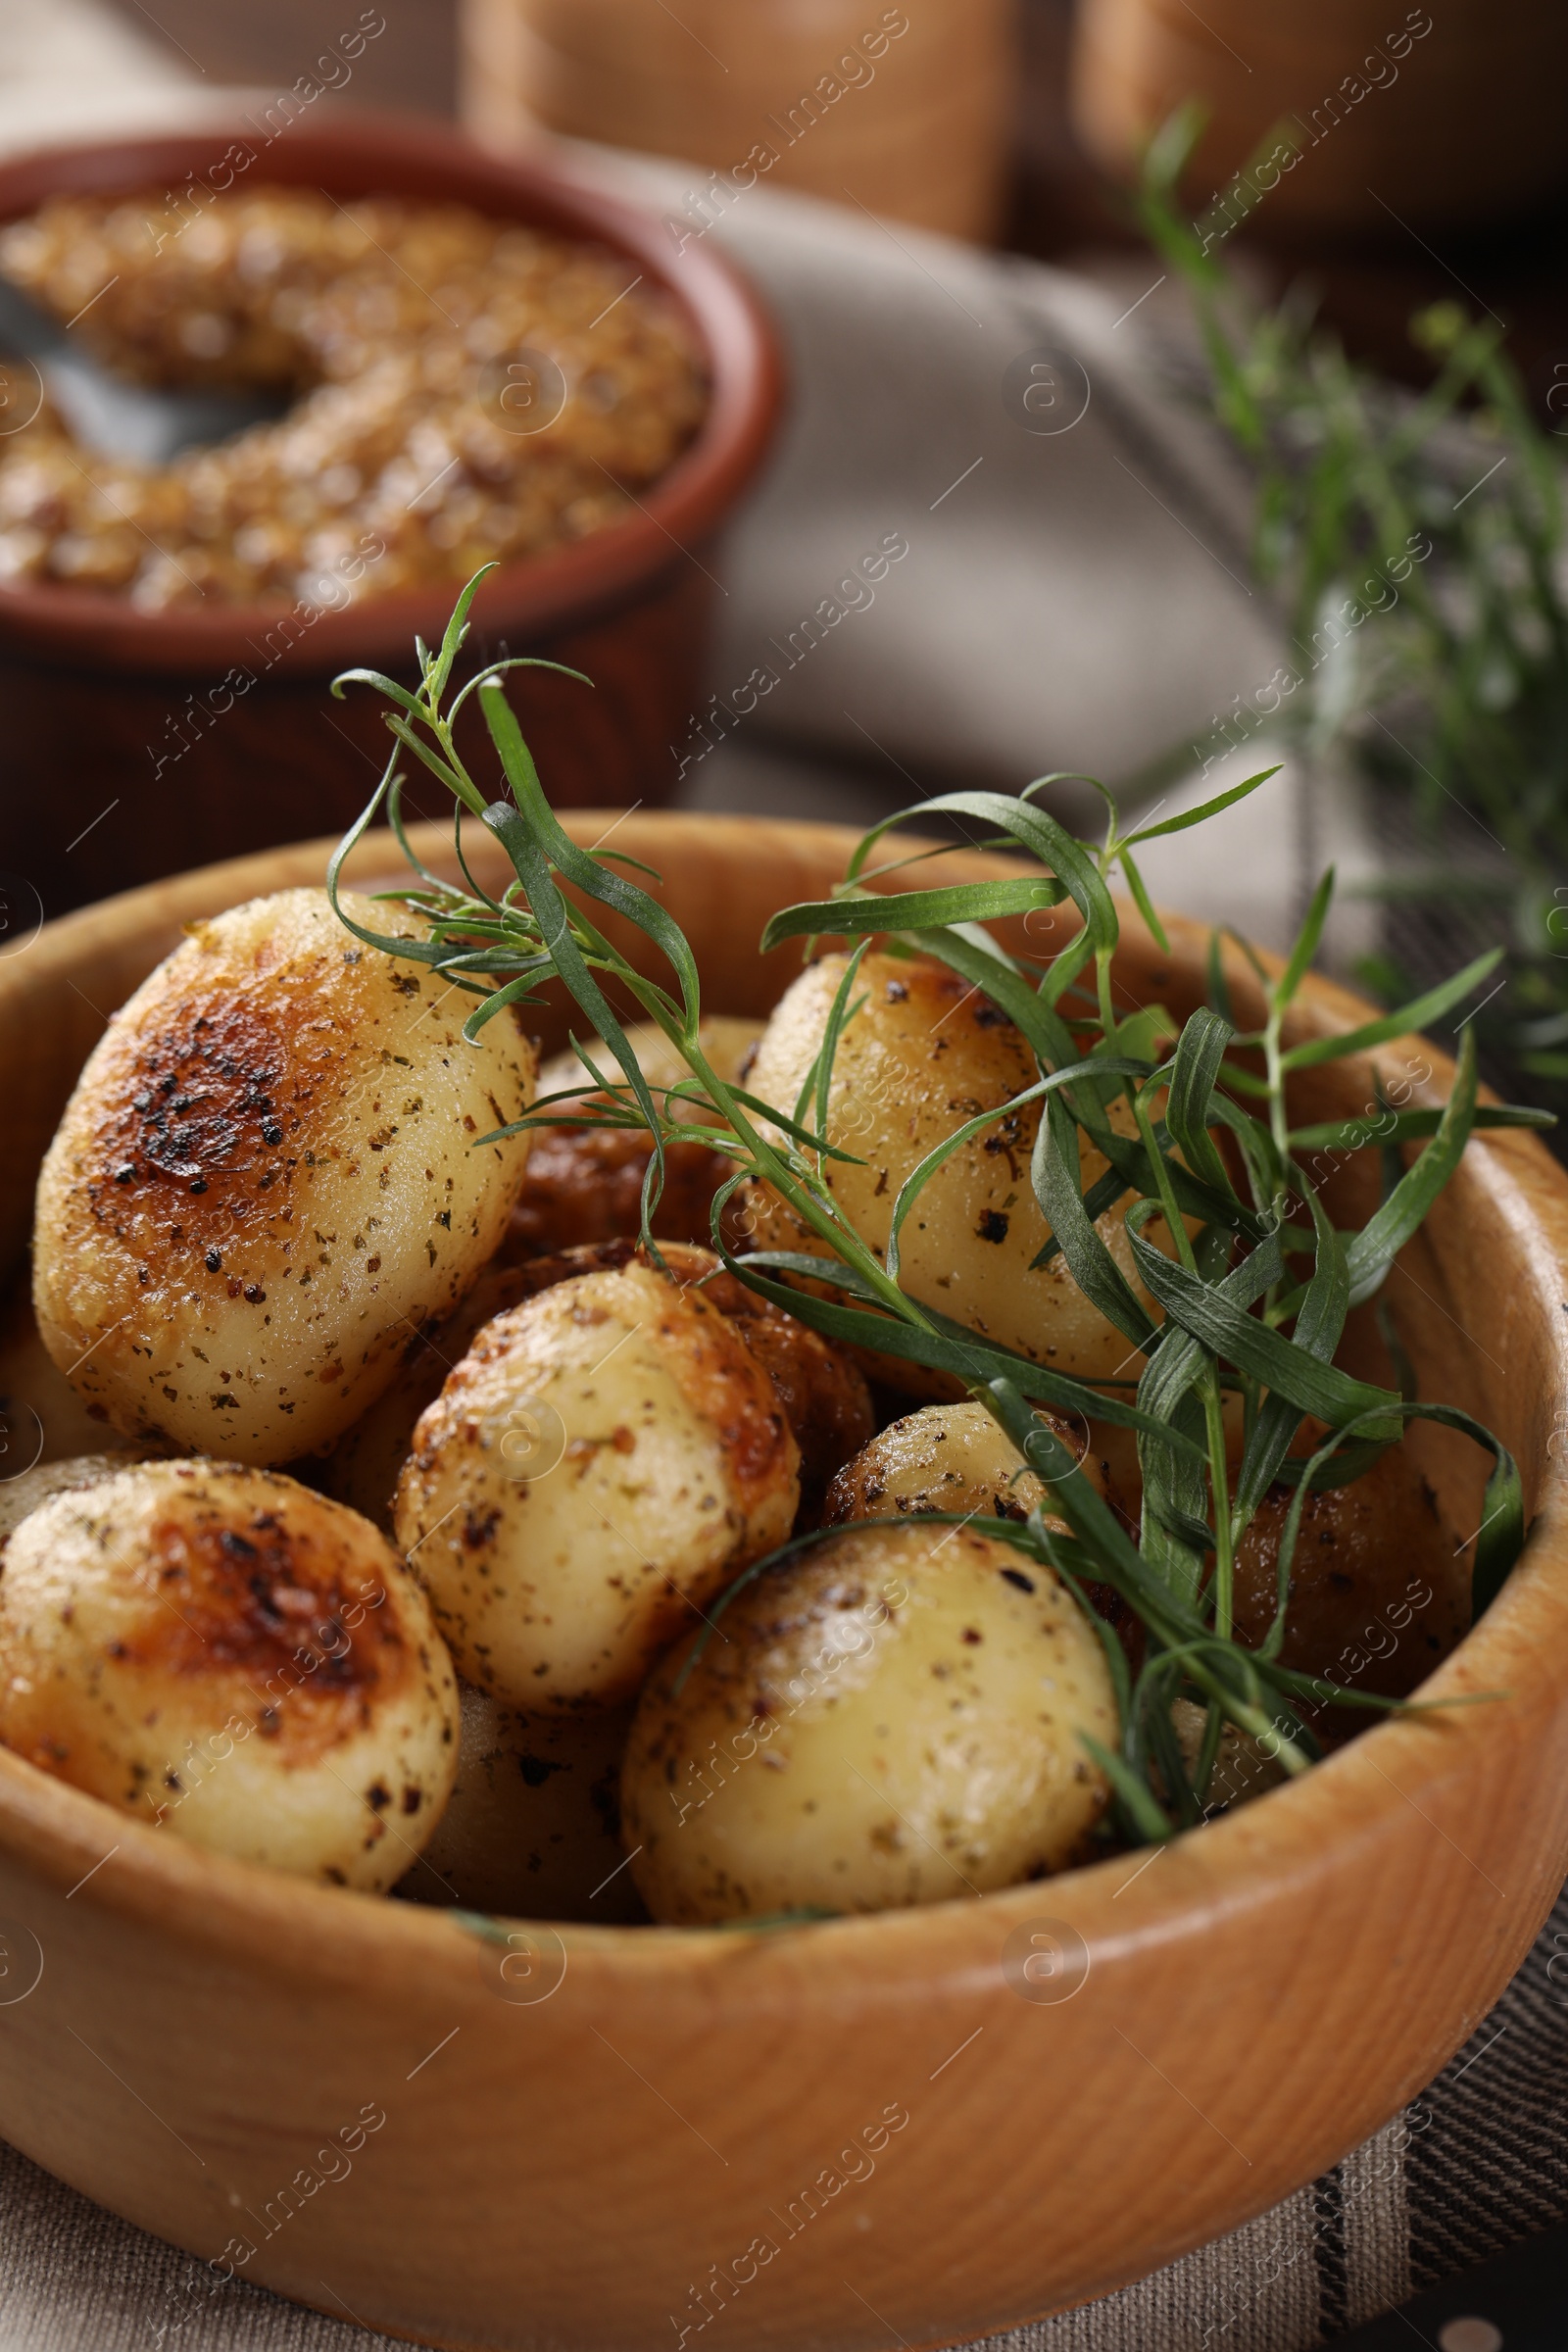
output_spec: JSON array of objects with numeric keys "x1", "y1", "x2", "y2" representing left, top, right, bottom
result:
[{"x1": 0, "y1": 273, "x2": 289, "y2": 466}]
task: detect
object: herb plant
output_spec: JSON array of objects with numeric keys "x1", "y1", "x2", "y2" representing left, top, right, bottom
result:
[
  {"x1": 326, "y1": 575, "x2": 1544, "y2": 1848},
  {"x1": 1136, "y1": 108, "x2": 1568, "y2": 1115}
]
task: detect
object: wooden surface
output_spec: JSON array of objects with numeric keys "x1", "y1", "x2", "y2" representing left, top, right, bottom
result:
[{"x1": 0, "y1": 809, "x2": 1565, "y2": 2352}]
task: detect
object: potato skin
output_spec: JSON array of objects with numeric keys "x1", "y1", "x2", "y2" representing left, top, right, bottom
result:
[
  {"x1": 394, "y1": 1259, "x2": 801, "y2": 1709},
  {"x1": 536, "y1": 1016, "x2": 761, "y2": 1108},
  {"x1": 320, "y1": 1259, "x2": 539, "y2": 1535},
  {"x1": 328, "y1": 1238, "x2": 871, "y2": 1534},
  {"x1": 0, "y1": 1460, "x2": 459, "y2": 1888},
  {"x1": 621, "y1": 1522, "x2": 1116, "y2": 1924},
  {"x1": 401, "y1": 1684, "x2": 643, "y2": 1922},
  {"x1": 1169, "y1": 1696, "x2": 1284, "y2": 1811},
  {"x1": 635, "y1": 1245, "x2": 874, "y2": 1520},
  {"x1": 32, "y1": 887, "x2": 536, "y2": 1464},
  {"x1": 0, "y1": 1451, "x2": 143, "y2": 1549},
  {"x1": 504, "y1": 1017, "x2": 760, "y2": 1261},
  {"x1": 737, "y1": 952, "x2": 1163, "y2": 1395},
  {"x1": 1234, "y1": 1443, "x2": 1467, "y2": 1703},
  {"x1": 504, "y1": 1126, "x2": 731, "y2": 1259},
  {"x1": 824, "y1": 1399, "x2": 1108, "y2": 1528}
]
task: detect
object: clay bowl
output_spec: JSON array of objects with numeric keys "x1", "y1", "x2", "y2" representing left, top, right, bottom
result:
[
  {"x1": 0, "y1": 810, "x2": 1565, "y2": 2352},
  {"x1": 0, "y1": 117, "x2": 783, "y2": 916}
]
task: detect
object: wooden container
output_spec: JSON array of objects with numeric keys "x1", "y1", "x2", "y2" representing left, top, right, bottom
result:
[
  {"x1": 0, "y1": 808, "x2": 1565, "y2": 2351},
  {"x1": 0, "y1": 119, "x2": 784, "y2": 918},
  {"x1": 1070, "y1": 0, "x2": 1568, "y2": 236},
  {"x1": 461, "y1": 0, "x2": 1014, "y2": 243}
]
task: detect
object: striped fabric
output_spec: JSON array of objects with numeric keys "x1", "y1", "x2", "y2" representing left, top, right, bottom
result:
[{"x1": 976, "y1": 1884, "x2": 1568, "y2": 2351}]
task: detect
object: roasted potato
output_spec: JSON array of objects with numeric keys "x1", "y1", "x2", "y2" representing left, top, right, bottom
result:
[
  {"x1": 620, "y1": 1521, "x2": 1117, "y2": 1923},
  {"x1": 637, "y1": 1244, "x2": 874, "y2": 1520},
  {"x1": 0, "y1": 1459, "x2": 459, "y2": 1887},
  {"x1": 824, "y1": 1398, "x2": 1112, "y2": 1528},
  {"x1": 1233, "y1": 1442, "x2": 1467, "y2": 1702},
  {"x1": 394, "y1": 1257, "x2": 800, "y2": 1709},
  {"x1": 537, "y1": 1018, "x2": 761, "y2": 1102},
  {"x1": 504, "y1": 1016, "x2": 761, "y2": 1260},
  {"x1": 319, "y1": 1259, "x2": 538, "y2": 1535},
  {"x1": 401, "y1": 1685, "x2": 643, "y2": 1922},
  {"x1": 32, "y1": 887, "x2": 536, "y2": 1465},
  {"x1": 0, "y1": 1451, "x2": 147, "y2": 1549},
  {"x1": 1096, "y1": 1414, "x2": 1466, "y2": 1692},
  {"x1": 1169, "y1": 1697, "x2": 1285, "y2": 1811},
  {"x1": 327, "y1": 1238, "x2": 871, "y2": 1533},
  {"x1": 736, "y1": 952, "x2": 1170, "y2": 1396}
]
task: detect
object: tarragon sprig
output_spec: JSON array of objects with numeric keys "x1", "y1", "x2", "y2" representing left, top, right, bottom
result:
[{"x1": 328, "y1": 574, "x2": 1543, "y2": 1846}]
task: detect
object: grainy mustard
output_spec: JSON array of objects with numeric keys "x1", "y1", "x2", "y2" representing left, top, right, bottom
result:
[{"x1": 0, "y1": 188, "x2": 709, "y2": 608}]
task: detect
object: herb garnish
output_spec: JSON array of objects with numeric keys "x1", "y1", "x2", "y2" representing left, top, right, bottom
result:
[{"x1": 326, "y1": 575, "x2": 1543, "y2": 1846}]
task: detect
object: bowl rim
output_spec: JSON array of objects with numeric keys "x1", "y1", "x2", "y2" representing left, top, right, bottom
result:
[
  {"x1": 0, "y1": 112, "x2": 785, "y2": 676},
  {"x1": 4, "y1": 808, "x2": 1566, "y2": 2022}
]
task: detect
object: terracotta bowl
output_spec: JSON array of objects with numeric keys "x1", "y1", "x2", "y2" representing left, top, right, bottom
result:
[
  {"x1": 0, "y1": 811, "x2": 1564, "y2": 2352},
  {"x1": 0, "y1": 119, "x2": 783, "y2": 916}
]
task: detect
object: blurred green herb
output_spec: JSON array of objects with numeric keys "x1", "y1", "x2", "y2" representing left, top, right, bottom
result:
[
  {"x1": 1136, "y1": 107, "x2": 1568, "y2": 1114},
  {"x1": 329, "y1": 571, "x2": 1539, "y2": 1852}
]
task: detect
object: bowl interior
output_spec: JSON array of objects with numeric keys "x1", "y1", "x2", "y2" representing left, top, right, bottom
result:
[{"x1": 2, "y1": 806, "x2": 1550, "y2": 1575}]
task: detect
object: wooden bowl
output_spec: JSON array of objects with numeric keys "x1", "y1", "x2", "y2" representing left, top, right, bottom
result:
[
  {"x1": 0, "y1": 810, "x2": 1564, "y2": 2352},
  {"x1": 0, "y1": 118, "x2": 784, "y2": 917}
]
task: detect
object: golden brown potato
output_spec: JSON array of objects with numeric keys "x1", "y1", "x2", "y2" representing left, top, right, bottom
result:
[
  {"x1": 0, "y1": 1460, "x2": 459, "y2": 1887},
  {"x1": 639, "y1": 1245, "x2": 874, "y2": 1520},
  {"x1": 621, "y1": 1521, "x2": 1117, "y2": 1924},
  {"x1": 504, "y1": 1017, "x2": 760, "y2": 1261},
  {"x1": 32, "y1": 887, "x2": 536, "y2": 1465},
  {"x1": 1233, "y1": 1443, "x2": 1467, "y2": 1702},
  {"x1": 319, "y1": 1260, "x2": 539, "y2": 1535},
  {"x1": 394, "y1": 1258, "x2": 800, "y2": 1710},
  {"x1": 401, "y1": 1685, "x2": 643, "y2": 1922},
  {"x1": 736, "y1": 952, "x2": 1169, "y2": 1396},
  {"x1": 824, "y1": 1398, "x2": 1110, "y2": 1529},
  {"x1": 1169, "y1": 1697, "x2": 1286, "y2": 1811},
  {"x1": 326, "y1": 1238, "x2": 872, "y2": 1534},
  {"x1": 0, "y1": 1452, "x2": 144, "y2": 1550},
  {"x1": 503, "y1": 1127, "x2": 732, "y2": 1259}
]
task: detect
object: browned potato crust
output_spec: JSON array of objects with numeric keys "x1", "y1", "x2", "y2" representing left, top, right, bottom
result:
[
  {"x1": 393, "y1": 1259, "x2": 801, "y2": 1708},
  {"x1": 503, "y1": 1126, "x2": 731, "y2": 1259},
  {"x1": 325, "y1": 1238, "x2": 872, "y2": 1533},
  {"x1": 319, "y1": 1259, "x2": 542, "y2": 1534},
  {"x1": 32, "y1": 888, "x2": 535, "y2": 1464},
  {"x1": 501, "y1": 1017, "x2": 761, "y2": 1262},
  {"x1": 642, "y1": 1246, "x2": 874, "y2": 1520},
  {"x1": 824, "y1": 1398, "x2": 1106, "y2": 1528},
  {"x1": 1233, "y1": 1443, "x2": 1468, "y2": 1703},
  {"x1": 0, "y1": 1460, "x2": 458, "y2": 1887}
]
